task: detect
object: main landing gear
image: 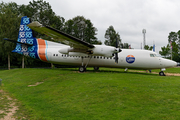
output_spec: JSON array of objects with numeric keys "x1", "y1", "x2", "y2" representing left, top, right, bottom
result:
[
  {"x1": 79, "y1": 66, "x2": 99, "y2": 72},
  {"x1": 79, "y1": 56, "x2": 92, "y2": 73},
  {"x1": 79, "y1": 66, "x2": 86, "y2": 72}
]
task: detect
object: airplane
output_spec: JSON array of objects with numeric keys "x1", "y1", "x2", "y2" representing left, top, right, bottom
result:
[{"x1": 4, "y1": 16, "x2": 177, "y2": 76}]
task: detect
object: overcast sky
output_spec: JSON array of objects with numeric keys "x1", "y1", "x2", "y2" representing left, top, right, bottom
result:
[{"x1": 3, "y1": 0, "x2": 180, "y2": 52}]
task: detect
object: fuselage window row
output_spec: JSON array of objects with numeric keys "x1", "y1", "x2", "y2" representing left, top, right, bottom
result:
[{"x1": 57, "y1": 54, "x2": 113, "y2": 59}]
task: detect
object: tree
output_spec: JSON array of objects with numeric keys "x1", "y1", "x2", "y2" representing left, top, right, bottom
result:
[
  {"x1": 122, "y1": 43, "x2": 129, "y2": 49},
  {"x1": 159, "y1": 44, "x2": 170, "y2": 58},
  {"x1": 177, "y1": 30, "x2": 180, "y2": 47},
  {"x1": 144, "y1": 45, "x2": 153, "y2": 50},
  {"x1": 0, "y1": 2, "x2": 21, "y2": 69},
  {"x1": 171, "y1": 42, "x2": 179, "y2": 61},
  {"x1": 19, "y1": 0, "x2": 62, "y2": 25},
  {"x1": 104, "y1": 26, "x2": 121, "y2": 47},
  {"x1": 64, "y1": 16, "x2": 101, "y2": 44},
  {"x1": 168, "y1": 32, "x2": 177, "y2": 43},
  {"x1": 168, "y1": 31, "x2": 180, "y2": 61}
]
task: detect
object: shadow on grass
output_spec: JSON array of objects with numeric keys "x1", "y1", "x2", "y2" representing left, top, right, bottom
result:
[
  {"x1": 65, "y1": 68, "x2": 159, "y2": 76},
  {"x1": 97, "y1": 70, "x2": 158, "y2": 76}
]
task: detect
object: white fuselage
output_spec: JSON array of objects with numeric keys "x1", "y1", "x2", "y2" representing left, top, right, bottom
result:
[{"x1": 43, "y1": 41, "x2": 177, "y2": 70}]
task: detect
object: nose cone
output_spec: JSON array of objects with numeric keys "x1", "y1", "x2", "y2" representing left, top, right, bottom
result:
[{"x1": 163, "y1": 59, "x2": 177, "y2": 68}]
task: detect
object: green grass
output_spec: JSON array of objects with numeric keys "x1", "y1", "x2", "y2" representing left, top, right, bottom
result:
[{"x1": 0, "y1": 68, "x2": 180, "y2": 119}]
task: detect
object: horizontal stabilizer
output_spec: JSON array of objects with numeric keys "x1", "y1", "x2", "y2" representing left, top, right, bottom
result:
[{"x1": 4, "y1": 38, "x2": 33, "y2": 46}]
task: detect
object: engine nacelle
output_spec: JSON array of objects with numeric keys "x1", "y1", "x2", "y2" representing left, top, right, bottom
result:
[
  {"x1": 59, "y1": 47, "x2": 87, "y2": 54},
  {"x1": 58, "y1": 45, "x2": 118, "y2": 57},
  {"x1": 90, "y1": 45, "x2": 116, "y2": 57},
  {"x1": 58, "y1": 46, "x2": 71, "y2": 54}
]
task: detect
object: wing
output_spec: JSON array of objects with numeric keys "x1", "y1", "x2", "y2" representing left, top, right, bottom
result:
[{"x1": 27, "y1": 21, "x2": 94, "y2": 49}]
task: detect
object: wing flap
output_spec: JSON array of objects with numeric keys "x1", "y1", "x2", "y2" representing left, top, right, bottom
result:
[{"x1": 27, "y1": 21, "x2": 94, "y2": 49}]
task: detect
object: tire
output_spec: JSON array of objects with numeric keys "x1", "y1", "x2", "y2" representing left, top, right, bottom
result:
[
  {"x1": 159, "y1": 71, "x2": 166, "y2": 76},
  {"x1": 79, "y1": 66, "x2": 86, "y2": 72}
]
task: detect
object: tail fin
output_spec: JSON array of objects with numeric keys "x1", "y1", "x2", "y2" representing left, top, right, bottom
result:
[{"x1": 13, "y1": 16, "x2": 38, "y2": 59}]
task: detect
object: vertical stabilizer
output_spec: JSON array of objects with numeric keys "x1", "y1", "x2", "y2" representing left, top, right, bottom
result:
[{"x1": 12, "y1": 16, "x2": 39, "y2": 59}]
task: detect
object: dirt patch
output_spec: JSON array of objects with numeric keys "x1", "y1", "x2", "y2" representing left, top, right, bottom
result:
[
  {"x1": 165, "y1": 73, "x2": 180, "y2": 76},
  {"x1": 28, "y1": 82, "x2": 44, "y2": 87},
  {"x1": 1, "y1": 102, "x2": 18, "y2": 120},
  {"x1": 0, "y1": 89, "x2": 18, "y2": 120}
]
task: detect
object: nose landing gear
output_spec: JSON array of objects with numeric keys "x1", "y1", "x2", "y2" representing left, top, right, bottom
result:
[
  {"x1": 159, "y1": 68, "x2": 166, "y2": 76},
  {"x1": 159, "y1": 71, "x2": 166, "y2": 76}
]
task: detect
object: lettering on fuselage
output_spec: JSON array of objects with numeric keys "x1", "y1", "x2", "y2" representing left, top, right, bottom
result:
[{"x1": 126, "y1": 55, "x2": 135, "y2": 64}]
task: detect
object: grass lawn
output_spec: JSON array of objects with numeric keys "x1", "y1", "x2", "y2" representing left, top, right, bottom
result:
[{"x1": 0, "y1": 67, "x2": 180, "y2": 119}]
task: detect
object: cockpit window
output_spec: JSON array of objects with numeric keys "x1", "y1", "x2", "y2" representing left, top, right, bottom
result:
[
  {"x1": 150, "y1": 54, "x2": 155, "y2": 57},
  {"x1": 150, "y1": 53, "x2": 161, "y2": 57},
  {"x1": 156, "y1": 54, "x2": 162, "y2": 57}
]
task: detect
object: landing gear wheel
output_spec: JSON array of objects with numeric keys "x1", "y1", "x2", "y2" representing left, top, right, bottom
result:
[
  {"x1": 159, "y1": 71, "x2": 166, "y2": 76},
  {"x1": 94, "y1": 67, "x2": 99, "y2": 71},
  {"x1": 79, "y1": 66, "x2": 86, "y2": 72}
]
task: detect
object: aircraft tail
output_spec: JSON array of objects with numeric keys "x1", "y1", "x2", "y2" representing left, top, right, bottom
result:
[
  {"x1": 12, "y1": 16, "x2": 39, "y2": 59},
  {"x1": 12, "y1": 16, "x2": 49, "y2": 62}
]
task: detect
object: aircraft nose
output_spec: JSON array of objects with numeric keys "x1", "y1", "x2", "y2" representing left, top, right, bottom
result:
[{"x1": 163, "y1": 59, "x2": 177, "y2": 68}]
